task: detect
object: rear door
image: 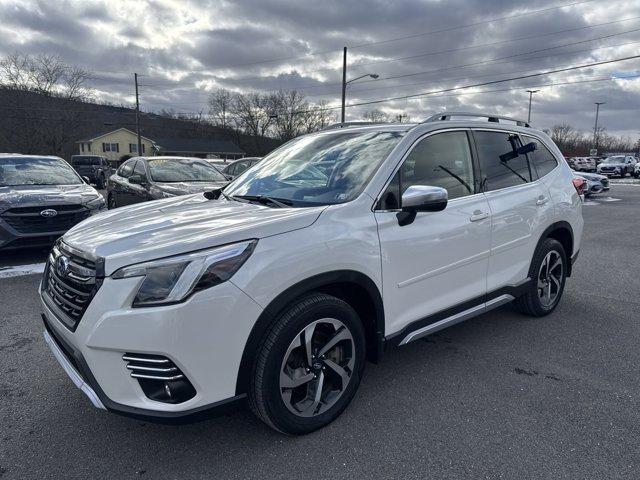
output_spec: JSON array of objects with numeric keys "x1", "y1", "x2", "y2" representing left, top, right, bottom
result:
[
  {"x1": 375, "y1": 130, "x2": 491, "y2": 336},
  {"x1": 127, "y1": 160, "x2": 152, "y2": 205},
  {"x1": 473, "y1": 130, "x2": 554, "y2": 293}
]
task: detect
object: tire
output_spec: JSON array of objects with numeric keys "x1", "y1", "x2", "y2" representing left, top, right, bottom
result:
[
  {"x1": 107, "y1": 193, "x2": 117, "y2": 210},
  {"x1": 248, "y1": 293, "x2": 366, "y2": 435},
  {"x1": 515, "y1": 238, "x2": 567, "y2": 317}
]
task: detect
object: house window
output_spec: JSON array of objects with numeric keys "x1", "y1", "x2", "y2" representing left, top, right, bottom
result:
[
  {"x1": 102, "y1": 143, "x2": 119, "y2": 153},
  {"x1": 81, "y1": 143, "x2": 84, "y2": 153},
  {"x1": 87, "y1": 143, "x2": 91, "y2": 152},
  {"x1": 129, "y1": 143, "x2": 146, "y2": 154}
]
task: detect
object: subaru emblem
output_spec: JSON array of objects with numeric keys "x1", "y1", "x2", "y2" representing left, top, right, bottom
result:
[
  {"x1": 40, "y1": 209, "x2": 58, "y2": 218},
  {"x1": 56, "y1": 255, "x2": 70, "y2": 277}
]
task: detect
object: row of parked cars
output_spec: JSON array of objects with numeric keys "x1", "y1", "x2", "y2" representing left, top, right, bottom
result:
[
  {"x1": 569, "y1": 154, "x2": 640, "y2": 197},
  {"x1": 0, "y1": 154, "x2": 261, "y2": 250}
]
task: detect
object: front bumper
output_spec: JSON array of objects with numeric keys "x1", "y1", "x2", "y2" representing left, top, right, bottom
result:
[{"x1": 41, "y1": 275, "x2": 263, "y2": 422}]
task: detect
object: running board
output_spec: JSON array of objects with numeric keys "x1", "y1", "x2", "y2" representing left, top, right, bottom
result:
[{"x1": 398, "y1": 294, "x2": 515, "y2": 346}]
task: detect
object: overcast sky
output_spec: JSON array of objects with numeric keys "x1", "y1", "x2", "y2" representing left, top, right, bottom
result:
[{"x1": 0, "y1": 0, "x2": 639, "y2": 137}]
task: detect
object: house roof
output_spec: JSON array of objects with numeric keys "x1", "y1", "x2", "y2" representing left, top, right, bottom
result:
[
  {"x1": 76, "y1": 128, "x2": 154, "y2": 143},
  {"x1": 153, "y1": 137, "x2": 244, "y2": 154}
]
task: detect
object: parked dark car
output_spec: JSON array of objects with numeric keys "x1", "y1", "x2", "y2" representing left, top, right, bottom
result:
[
  {"x1": 106, "y1": 156, "x2": 229, "y2": 209},
  {"x1": 573, "y1": 171, "x2": 610, "y2": 196},
  {"x1": 221, "y1": 157, "x2": 262, "y2": 180},
  {"x1": 70, "y1": 155, "x2": 112, "y2": 189},
  {"x1": 0, "y1": 154, "x2": 106, "y2": 250}
]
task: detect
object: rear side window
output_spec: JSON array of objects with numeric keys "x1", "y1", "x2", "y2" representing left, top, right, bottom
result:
[
  {"x1": 474, "y1": 131, "x2": 532, "y2": 192},
  {"x1": 522, "y1": 135, "x2": 558, "y2": 179},
  {"x1": 400, "y1": 131, "x2": 475, "y2": 200}
]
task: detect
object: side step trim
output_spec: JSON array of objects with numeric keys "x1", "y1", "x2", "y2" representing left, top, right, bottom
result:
[{"x1": 398, "y1": 294, "x2": 514, "y2": 346}]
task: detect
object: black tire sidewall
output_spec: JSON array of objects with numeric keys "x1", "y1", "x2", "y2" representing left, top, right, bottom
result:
[
  {"x1": 256, "y1": 295, "x2": 366, "y2": 435},
  {"x1": 528, "y1": 238, "x2": 567, "y2": 315}
]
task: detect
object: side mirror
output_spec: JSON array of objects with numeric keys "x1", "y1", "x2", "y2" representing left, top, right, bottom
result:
[
  {"x1": 397, "y1": 185, "x2": 448, "y2": 226},
  {"x1": 129, "y1": 174, "x2": 147, "y2": 185},
  {"x1": 82, "y1": 176, "x2": 90, "y2": 184}
]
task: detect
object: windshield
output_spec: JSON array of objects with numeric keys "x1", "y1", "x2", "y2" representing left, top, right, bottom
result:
[
  {"x1": 604, "y1": 156, "x2": 625, "y2": 163},
  {"x1": 148, "y1": 158, "x2": 228, "y2": 183},
  {"x1": 72, "y1": 156, "x2": 101, "y2": 166},
  {"x1": 0, "y1": 156, "x2": 82, "y2": 186},
  {"x1": 224, "y1": 130, "x2": 405, "y2": 206}
]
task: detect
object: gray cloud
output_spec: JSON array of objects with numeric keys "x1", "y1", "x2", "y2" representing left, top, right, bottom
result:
[{"x1": 0, "y1": 0, "x2": 638, "y2": 137}]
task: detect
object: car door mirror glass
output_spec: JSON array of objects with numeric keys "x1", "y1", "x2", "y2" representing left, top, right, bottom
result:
[{"x1": 129, "y1": 174, "x2": 146, "y2": 185}]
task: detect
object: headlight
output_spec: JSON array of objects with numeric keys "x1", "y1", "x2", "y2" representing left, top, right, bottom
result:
[
  {"x1": 112, "y1": 240, "x2": 257, "y2": 307},
  {"x1": 86, "y1": 196, "x2": 106, "y2": 211}
]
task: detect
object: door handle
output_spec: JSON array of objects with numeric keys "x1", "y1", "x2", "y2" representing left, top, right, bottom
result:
[
  {"x1": 469, "y1": 211, "x2": 489, "y2": 222},
  {"x1": 536, "y1": 196, "x2": 549, "y2": 206}
]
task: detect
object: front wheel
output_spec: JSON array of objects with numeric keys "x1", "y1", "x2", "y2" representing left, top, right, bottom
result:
[
  {"x1": 107, "y1": 193, "x2": 117, "y2": 209},
  {"x1": 515, "y1": 238, "x2": 567, "y2": 317},
  {"x1": 248, "y1": 293, "x2": 366, "y2": 435}
]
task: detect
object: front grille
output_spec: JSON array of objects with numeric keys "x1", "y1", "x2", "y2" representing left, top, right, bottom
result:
[
  {"x1": 42, "y1": 244, "x2": 100, "y2": 331},
  {"x1": 1, "y1": 204, "x2": 91, "y2": 234},
  {"x1": 123, "y1": 354, "x2": 185, "y2": 381},
  {"x1": 600, "y1": 166, "x2": 615, "y2": 172}
]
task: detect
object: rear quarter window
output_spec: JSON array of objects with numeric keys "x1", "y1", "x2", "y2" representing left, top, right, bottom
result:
[{"x1": 522, "y1": 135, "x2": 559, "y2": 179}]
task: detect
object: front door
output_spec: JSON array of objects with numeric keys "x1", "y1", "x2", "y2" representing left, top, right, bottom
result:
[{"x1": 374, "y1": 130, "x2": 491, "y2": 337}]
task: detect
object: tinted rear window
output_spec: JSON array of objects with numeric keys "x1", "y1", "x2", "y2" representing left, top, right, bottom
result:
[
  {"x1": 72, "y1": 156, "x2": 101, "y2": 166},
  {"x1": 474, "y1": 131, "x2": 532, "y2": 191}
]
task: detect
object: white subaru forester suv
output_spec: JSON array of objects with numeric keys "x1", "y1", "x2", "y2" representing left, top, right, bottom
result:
[{"x1": 41, "y1": 112, "x2": 583, "y2": 434}]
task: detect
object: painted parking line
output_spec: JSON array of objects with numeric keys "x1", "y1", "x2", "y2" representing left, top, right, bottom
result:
[
  {"x1": 0, "y1": 263, "x2": 46, "y2": 279},
  {"x1": 583, "y1": 196, "x2": 621, "y2": 205}
]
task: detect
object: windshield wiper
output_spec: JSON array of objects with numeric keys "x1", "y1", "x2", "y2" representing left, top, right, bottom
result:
[
  {"x1": 437, "y1": 165, "x2": 472, "y2": 194},
  {"x1": 233, "y1": 195, "x2": 292, "y2": 208}
]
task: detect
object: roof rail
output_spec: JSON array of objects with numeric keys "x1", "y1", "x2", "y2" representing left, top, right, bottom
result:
[
  {"x1": 322, "y1": 121, "x2": 389, "y2": 131},
  {"x1": 422, "y1": 112, "x2": 530, "y2": 128}
]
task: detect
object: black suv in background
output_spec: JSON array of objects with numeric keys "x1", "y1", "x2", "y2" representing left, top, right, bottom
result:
[
  {"x1": 70, "y1": 155, "x2": 112, "y2": 189},
  {"x1": 0, "y1": 155, "x2": 106, "y2": 250},
  {"x1": 106, "y1": 156, "x2": 229, "y2": 209}
]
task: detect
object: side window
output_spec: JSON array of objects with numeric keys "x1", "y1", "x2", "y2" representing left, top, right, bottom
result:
[
  {"x1": 226, "y1": 163, "x2": 238, "y2": 175},
  {"x1": 133, "y1": 161, "x2": 147, "y2": 179},
  {"x1": 379, "y1": 171, "x2": 401, "y2": 210},
  {"x1": 474, "y1": 131, "x2": 532, "y2": 191},
  {"x1": 400, "y1": 131, "x2": 475, "y2": 200},
  {"x1": 523, "y1": 135, "x2": 559, "y2": 179},
  {"x1": 118, "y1": 161, "x2": 134, "y2": 178}
]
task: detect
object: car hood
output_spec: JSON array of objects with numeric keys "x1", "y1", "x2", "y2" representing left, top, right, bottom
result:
[
  {"x1": 599, "y1": 162, "x2": 624, "y2": 168},
  {"x1": 154, "y1": 181, "x2": 229, "y2": 196},
  {"x1": 0, "y1": 184, "x2": 100, "y2": 212},
  {"x1": 63, "y1": 194, "x2": 326, "y2": 275},
  {"x1": 574, "y1": 172, "x2": 607, "y2": 181}
]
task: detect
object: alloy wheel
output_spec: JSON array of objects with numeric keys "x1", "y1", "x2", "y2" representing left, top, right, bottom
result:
[
  {"x1": 537, "y1": 250, "x2": 563, "y2": 308},
  {"x1": 279, "y1": 318, "x2": 355, "y2": 418}
]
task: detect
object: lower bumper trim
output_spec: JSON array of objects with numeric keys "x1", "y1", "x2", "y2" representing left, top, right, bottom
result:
[
  {"x1": 43, "y1": 330, "x2": 106, "y2": 410},
  {"x1": 42, "y1": 313, "x2": 246, "y2": 424}
]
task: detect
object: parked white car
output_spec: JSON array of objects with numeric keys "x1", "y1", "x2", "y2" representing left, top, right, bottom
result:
[
  {"x1": 40, "y1": 112, "x2": 583, "y2": 434},
  {"x1": 571, "y1": 157, "x2": 596, "y2": 172}
]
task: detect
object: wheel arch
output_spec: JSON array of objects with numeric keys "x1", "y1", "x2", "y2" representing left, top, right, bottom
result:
[
  {"x1": 537, "y1": 221, "x2": 574, "y2": 276},
  {"x1": 235, "y1": 270, "x2": 385, "y2": 395}
]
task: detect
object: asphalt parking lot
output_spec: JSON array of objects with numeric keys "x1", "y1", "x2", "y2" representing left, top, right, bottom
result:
[{"x1": 1, "y1": 184, "x2": 639, "y2": 479}]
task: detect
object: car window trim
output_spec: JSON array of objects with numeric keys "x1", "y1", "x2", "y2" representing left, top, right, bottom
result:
[{"x1": 372, "y1": 128, "x2": 478, "y2": 212}]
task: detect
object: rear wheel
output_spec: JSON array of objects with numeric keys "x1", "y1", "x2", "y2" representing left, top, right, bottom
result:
[
  {"x1": 249, "y1": 293, "x2": 366, "y2": 435},
  {"x1": 515, "y1": 238, "x2": 567, "y2": 317}
]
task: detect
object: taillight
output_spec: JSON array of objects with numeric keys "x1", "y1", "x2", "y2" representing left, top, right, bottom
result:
[{"x1": 572, "y1": 177, "x2": 585, "y2": 196}]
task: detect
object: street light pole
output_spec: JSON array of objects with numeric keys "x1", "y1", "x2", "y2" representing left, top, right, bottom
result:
[
  {"x1": 134, "y1": 73, "x2": 142, "y2": 156},
  {"x1": 526, "y1": 89, "x2": 539, "y2": 124},
  {"x1": 341, "y1": 47, "x2": 347, "y2": 124},
  {"x1": 593, "y1": 101, "x2": 605, "y2": 153}
]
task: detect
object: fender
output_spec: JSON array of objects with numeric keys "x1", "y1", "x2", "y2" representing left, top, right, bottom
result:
[
  {"x1": 235, "y1": 270, "x2": 385, "y2": 395},
  {"x1": 535, "y1": 221, "x2": 575, "y2": 276}
]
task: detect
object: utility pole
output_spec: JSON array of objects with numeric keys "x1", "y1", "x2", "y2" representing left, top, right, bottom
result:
[
  {"x1": 134, "y1": 73, "x2": 142, "y2": 156},
  {"x1": 341, "y1": 47, "x2": 347, "y2": 124},
  {"x1": 593, "y1": 101, "x2": 605, "y2": 154},
  {"x1": 526, "y1": 90, "x2": 539, "y2": 124}
]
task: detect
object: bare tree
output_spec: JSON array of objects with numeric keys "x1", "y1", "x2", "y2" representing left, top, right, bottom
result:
[
  {"x1": 63, "y1": 65, "x2": 92, "y2": 101},
  {"x1": 362, "y1": 108, "x2": 391, "y2": 123},
  {"x1": 0, "y1": 53, "x2": 30, "y2": 90},
  {"x1": 269, "y1": 90, "x2": 308, "y2": 141},
  {"x1": 208, "y1": 89, "x2": 234, "y2": 129}
]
